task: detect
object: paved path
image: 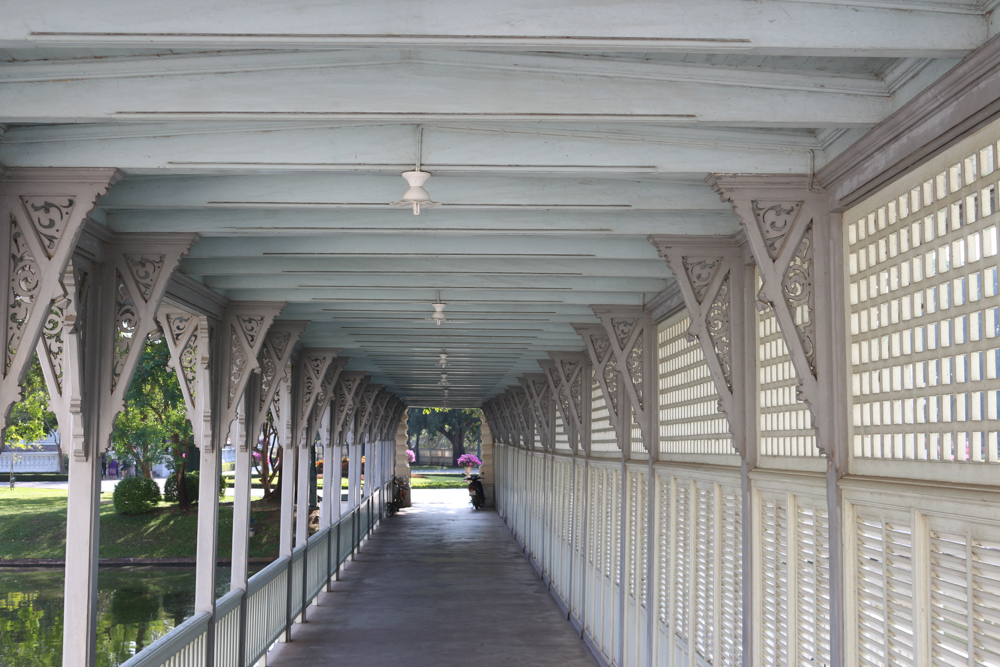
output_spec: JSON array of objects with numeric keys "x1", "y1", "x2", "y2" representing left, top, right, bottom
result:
[{"x1": 268, "y1": 489, "x2": 597, "y2": 667}]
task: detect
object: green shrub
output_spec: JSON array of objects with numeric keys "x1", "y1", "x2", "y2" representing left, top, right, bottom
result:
[
  {"x1": 164, "y1": 471, "x2": 228, "y2": 503},
  {"x1": 112, "y1": 476, "x2": 161, "y2": 515}
]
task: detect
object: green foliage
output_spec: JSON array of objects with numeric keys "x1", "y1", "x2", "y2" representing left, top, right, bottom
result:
[
  {"x1": 110, "y1": 338, "x2": 192, "y2": 478},
  {"x1": 112, "y1": 477, "x2": 162, "y2": 515},
  {"x1": 418, "y1": 408, "x2": 482, "y2": 466},
  {"x1": 0, "y1": 488, "x2": 282, "y2": 561},
  {"x1": 4, "y1": 354, "x2": 57, "y2": 451},
  {"x1": 162, "y1": 470, "x2": 226, "y2": 503}
]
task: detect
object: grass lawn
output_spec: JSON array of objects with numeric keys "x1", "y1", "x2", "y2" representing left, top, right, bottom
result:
[
  {"x1": 0, "y1": 487, "x2": 282, "y2": 561},
  {"x1": 409, "y1": 473, "x2": 468, "y2": 489}
]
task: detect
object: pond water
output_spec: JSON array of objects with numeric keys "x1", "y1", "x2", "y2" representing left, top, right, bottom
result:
[{"x1": 0, "y1": 566, "x2": 233, "y2": 667}]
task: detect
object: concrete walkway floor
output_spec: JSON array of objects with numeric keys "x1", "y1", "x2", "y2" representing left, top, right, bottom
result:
[{"x1": 267, "y1": 489, "x2": 598, "y2": 667}]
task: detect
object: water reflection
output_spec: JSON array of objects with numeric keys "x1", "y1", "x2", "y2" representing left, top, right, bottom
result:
[{"x1": 0, "y1": 566, "x2": 232, "y2": 667}]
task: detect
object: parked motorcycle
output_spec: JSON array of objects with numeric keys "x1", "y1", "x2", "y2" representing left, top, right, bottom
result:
[{"x1": 465, "y1": 473, "x2": 485, "y2": 510}]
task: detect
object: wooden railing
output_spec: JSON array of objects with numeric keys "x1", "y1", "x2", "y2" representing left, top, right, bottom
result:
[{"x1": 121, "y1": 482, "x2": 390, "y2": 667}]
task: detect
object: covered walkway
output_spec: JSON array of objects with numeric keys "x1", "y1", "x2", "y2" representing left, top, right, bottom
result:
[{"x1": 269, "y1": 490, "x2": 597, "y2": 667}]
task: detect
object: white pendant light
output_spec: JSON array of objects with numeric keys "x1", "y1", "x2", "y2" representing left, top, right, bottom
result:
[
  {"x1": 429, "y1": 301, "x2": 447, "y2": 325},
  {"x1": 390, "y1": 125, "x2": 439, "y2": 215}
]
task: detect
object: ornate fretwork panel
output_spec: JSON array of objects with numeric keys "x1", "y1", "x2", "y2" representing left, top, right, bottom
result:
[
  {"x1": 34, "y1": 262, "x2": 87, "y2": 459},
  {"x1": 356, "y1": 384, "x2": 383, "y2": 445},
  {"x1": 576, "y1": 323, "x2": 626, "y2": 445},
  {"x1": 649, "y1": 235, "x2": 747, "y2": 456},
  {"x1": 0, "y1": 168, "x2": 120, "y2": 429},
  {"x1": 521, "y1": 374, "x2": 554, "y2": 451},
  {"x1": 305, "y1": 356, "x2": 346, "y2": 451},
  {"x1": 293, "y1": 349, "x2": 339, "y2": 449},
  {"x1": 156, "y1": 306, "x2": 211, "y2": 448},
  {"x1": 240, "y1": 321, "x2": 306, "y2": 451},
  {"x1": 709, "y1": 174, "x2": 827, "y2": 455},
  {"x1": 332, "y1": 372, "x2": 368, "y2": 446},
  {"x1": 212, "y1": 302, "x2": 283, "y2": 452},
  {"x1": 593, "y1": 307, "x2": 658, "y2": 458}
]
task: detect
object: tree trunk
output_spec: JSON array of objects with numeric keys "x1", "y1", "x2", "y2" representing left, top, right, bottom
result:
[
  {"x1": 446, "y1": 428, "x2": 466, "y2": 467},
  {"x1": 172, "y1": 433, "x2": 190, "y2": 508},
  {"x1": 413, "y1": 432, "x2": 421, "y2": 465}
]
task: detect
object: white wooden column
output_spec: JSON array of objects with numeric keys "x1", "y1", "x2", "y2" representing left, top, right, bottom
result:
[
  {"x1": 54, "y1": 234, "x2": 195, "y2": 667},
  {"x1": 275, "y1": 360, "x2": 296, "y2": 559},
  {"x1": 195, "y1": 303, "x2": 281, "y2": 616},
  {"x1": 291, "y1": 350, "x2": 338, "y2": 548},
  {"x1": 228, "y1": 321, "x2": 305, "y2": 590},
  {"x1": 394, "y1": 410, "x2": 412, "y2": 508},
  {"x1": 317, "y1": 404, "x2": 334, "y2": 528}
]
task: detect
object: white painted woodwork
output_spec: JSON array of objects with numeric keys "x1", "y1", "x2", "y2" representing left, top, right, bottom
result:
[{"x1": 0, "y1": 0, "x2": 986, "y2": 56}]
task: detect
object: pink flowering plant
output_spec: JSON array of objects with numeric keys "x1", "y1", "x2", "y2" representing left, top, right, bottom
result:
[
  {"x1": 405, "y1": 449, "x2": 416, "y2": 463},
  {"x1": 457, "y1": 453, "x2": 482, "y2": 468}
]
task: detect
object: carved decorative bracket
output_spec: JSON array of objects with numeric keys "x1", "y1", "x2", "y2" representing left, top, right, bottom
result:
[
  {"x1": 648, "y1": 234, "x2": 747, "y2": 457},
  {"x1": 366, "y1": 391, "x2": 392, "y2": 443},
  {"x1": 481, "y1": 399, "x2": 504, "y2": 446},
  {"x1": 509, "y1": 386, "x2": 534, "y2": 449},
  {"x1": 305, "y1": 356, "x2": 347, "y2": 451},
  {"x1": 521, "y1": 373, "x2": 554, "y2": 452},
  {"x1": 709, "y1": 175, "x2": 829, "y2": 455},
  {"x1": 292, "y1": 349, "x2": 340, "y2": 449},
  {"x1": 592, "y1": 306, "x2": 658, "y2": 459},
  {"x1": 356, "y1": 384, "x2": 384, "y2": 445},
  {"x1": 156, "y1": 306, "x2": 212, "y2": 450},
  {"x1": 332, "y1": 372, "x2": 367, "y2": 446},
  {"x1": 0, "y1": 168, "x2": 121, "y2": 429},
  {"x1": 244, "y1": 321, "x2": 308, "y2": 451},
  {"x1": 541, "y1": 351, "x2": 590, "y2": 455},
  {"x1": 35, "y1": 261, "x2": 87, "y2": 460},
  {"x1": 575, "y1": 323, "x2": 625, "y2": 448},
  {"x1": 211, "y1": 302, "x2": 284, "y2": 453}
]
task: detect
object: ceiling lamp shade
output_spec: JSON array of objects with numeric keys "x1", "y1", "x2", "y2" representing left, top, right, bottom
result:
[
  {"x1": 391, "y1": 170, "x2": 439, "y2": 215},
  {"x1": 438, "y1": 352, "x2": 449, "y2": 367},
  {"x1": 429, "y1": 301, "x2": 447, "y2": 325}
]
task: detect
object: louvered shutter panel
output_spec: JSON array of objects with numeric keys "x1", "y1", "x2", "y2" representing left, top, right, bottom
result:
[
  {"x1": 720, "y1": 487, "x2": 743, "y2": 667},
  {"x1": 639, "y1": 474, "x2": 649, "y2": 609},
  {"x1": 761, "y1": 496, "x2": 789, "y2": 666},
  {"x1": 674, "y1": 481, "x2": 690, "y2": 645},
  {"x1": 657, "y1": 474, "x2": 672, "y2": 630},
  {"x1": 928, "y1": 526, "x2": 1000, "y2": 666},
  {"x1": 855, "y1": 511, "x2": 914, "y2": 667},
  {"x1": 797, "y1": 503, "x2": 832, "y2": 667},
  {"x1": 972, "y1": 534, "x2": 1000, "y2": 665},
  {"x1": 695, "y1": 483, "x2": 716, "y2": 664}
]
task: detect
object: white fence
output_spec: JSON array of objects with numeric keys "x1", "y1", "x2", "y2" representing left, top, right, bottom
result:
[{"x1": 121, "y1": 483, "x2": 388, "y2": 667}]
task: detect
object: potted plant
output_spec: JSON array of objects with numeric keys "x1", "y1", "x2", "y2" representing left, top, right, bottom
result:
[{"x1": 456, "y1": 453, "x2": 482, "y2": 475}]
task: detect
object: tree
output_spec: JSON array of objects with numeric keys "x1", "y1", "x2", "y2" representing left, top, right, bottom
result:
[
  {"x1": 421, "y1": 408, "x2": 482, "y2": 467},
  {"x1": 405, "y1": 408, "x2": 431, "y2": 465},
  {"x1": 110, "y1": 338, "x2": 192, "y2": 491},
  {"x1": 252, "y1": 411, "x2": 283, "y2": 501},
  {"x1": 2, "y1": 353, "x2": 57, "y2": 454}
]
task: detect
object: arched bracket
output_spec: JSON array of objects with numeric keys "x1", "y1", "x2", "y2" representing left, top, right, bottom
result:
[
  {"x1": 709, "y1": 174, "x2": 831, "y2": 457},
  {"x1": 521, "y1": 373, "x2": 554, "y2": 452},
  {"x1": 592, "y1": 306, "x2": 658, "y2": 460},
  {"x1": 574, "y1": 323, "x2": 626, "y2": 449},
  {"x1": 1, "y1": 168, "x2": 121, "y2": 431},
  {"x1": 648, "y1": 235, "x2": 747, "y2": 458},
  {"x1": 243, "y1": 321, "x2": 308, "y2": 451},
  {"x1": 540, "y1": 351, "x2": 590, "y2": 455},
  {"x1": 305, "y1": 356, "x2": 347, "y2": 452},
  {"x1": 332, "y1": 372, "x2": 368, "y2": 447},
  {"x1": 292, "y1": 349, "x2": 340, "y2": 449},
  {"x1": 211, "y1": 302, "x2": 284, "y2": 453}
]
